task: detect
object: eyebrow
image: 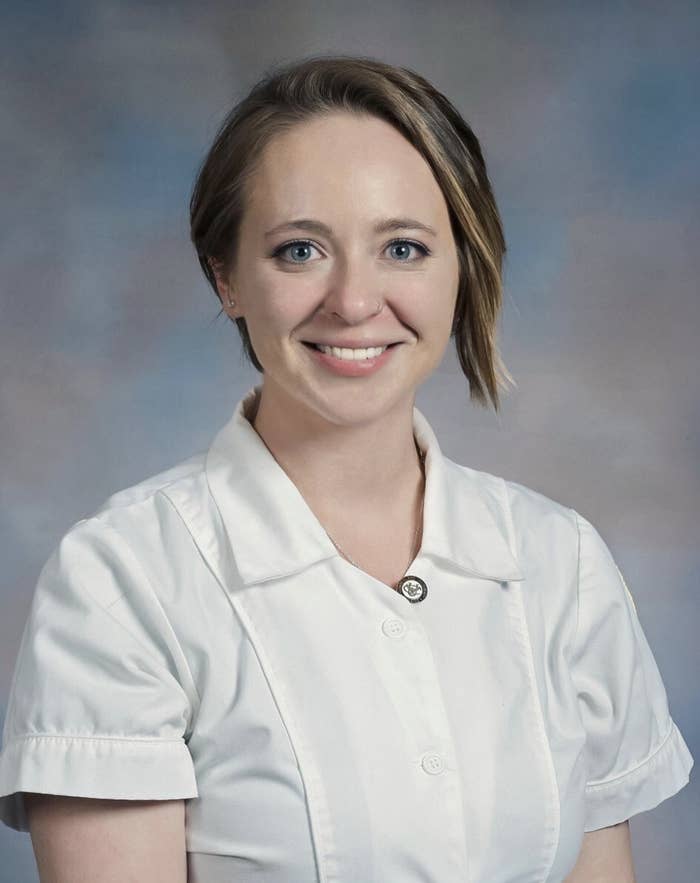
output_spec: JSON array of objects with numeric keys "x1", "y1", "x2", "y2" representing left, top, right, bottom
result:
[{"x1": 264, "y1": 216, "x2": 438, "y2": 239}]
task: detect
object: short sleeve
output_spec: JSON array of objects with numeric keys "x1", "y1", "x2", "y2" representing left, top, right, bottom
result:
[
  {"x1": 0, "y1": 517, "x2": 198, "y2": 833},
  {"x1": 571, "y1": 510, "x2": 693, "y2": 831}
]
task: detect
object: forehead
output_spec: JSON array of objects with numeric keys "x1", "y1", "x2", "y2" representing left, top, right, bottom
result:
[{"x1": 245, "y1": 112, "x2": 449, "y2": 224}]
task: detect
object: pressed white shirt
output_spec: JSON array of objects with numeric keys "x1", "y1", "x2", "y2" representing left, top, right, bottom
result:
[{"x1": 0, "y1": 383, "x2": 693, "y2": 882}]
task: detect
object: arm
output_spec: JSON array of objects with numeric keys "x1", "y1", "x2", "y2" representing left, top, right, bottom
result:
[
  {"x1": 564, "y1": 820, "x2": 636, "y2": 882},
  {"x1": 25, "y1": 794, "x2": 187, "y2": 883}
]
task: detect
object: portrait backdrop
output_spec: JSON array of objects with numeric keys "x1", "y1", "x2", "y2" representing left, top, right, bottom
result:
[{"x1": 1, "y1": 2, "x2": 697, "y2": 881}]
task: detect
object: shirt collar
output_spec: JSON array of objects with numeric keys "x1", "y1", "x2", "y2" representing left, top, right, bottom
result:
[{"x1": 205, "y1": 384, "x2": 524, "y2": 586}]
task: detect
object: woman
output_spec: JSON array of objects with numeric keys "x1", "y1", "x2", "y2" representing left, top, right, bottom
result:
[{"x1": 0, "y1": 55, "x2": 693, "y2": 882}]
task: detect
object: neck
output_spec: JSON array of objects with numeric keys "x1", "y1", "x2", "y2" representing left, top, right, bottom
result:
[{"x1": 246, "y1": 383, "x2": 424, "y2": 509}]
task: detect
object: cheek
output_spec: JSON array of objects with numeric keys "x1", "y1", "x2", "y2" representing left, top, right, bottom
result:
[
  {"x1": 251, "y1": 278, "x2": 316, "y2": 333},
  {"x1": 433, "y1": 262, "x2": 460, "y2": 311},
  {"x1": 394, "y1": 268, "x2": 457, "y2": 315}
]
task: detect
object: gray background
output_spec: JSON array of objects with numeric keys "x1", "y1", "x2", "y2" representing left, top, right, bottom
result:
[{"x1": 1, "y1": 1, "x2": 698, "y2": 880}]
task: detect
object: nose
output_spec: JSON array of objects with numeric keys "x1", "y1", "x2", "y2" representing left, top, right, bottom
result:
[{"x1": 320, "y1": 253, "x2": 385, "y2": 322}]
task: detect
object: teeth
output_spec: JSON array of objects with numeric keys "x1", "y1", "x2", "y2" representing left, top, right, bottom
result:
[{"x1": 314, "y1": 344, "x2": 388, "y2": 360}]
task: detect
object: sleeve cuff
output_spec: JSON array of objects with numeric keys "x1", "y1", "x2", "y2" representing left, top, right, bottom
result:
[
  {"x1": 583, "y1": 718, "x2": 694, "y2": 831},
  {"x1": 0, "y1": 733, "x2": 199, "y2": 833}
]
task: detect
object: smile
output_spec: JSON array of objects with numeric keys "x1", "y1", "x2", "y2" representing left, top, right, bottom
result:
[
  {"x1": 301, "y1": 341, "x2": 401, "y2": 376},
  {"x1": 307, "y1": 342, "x2": 390, "y2": 359}
]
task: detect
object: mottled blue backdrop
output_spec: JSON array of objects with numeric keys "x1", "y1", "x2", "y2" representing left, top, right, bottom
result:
[{"x1": 1, "y1": 1, "x2": 698, "y2": 880}]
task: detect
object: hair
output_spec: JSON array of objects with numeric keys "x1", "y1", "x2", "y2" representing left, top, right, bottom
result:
[{"x1": 190, "y1": 54, "x2": 515, "y2": 411}]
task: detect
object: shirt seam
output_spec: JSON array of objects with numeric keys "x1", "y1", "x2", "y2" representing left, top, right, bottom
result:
[
  {"x1": 499, "y1": 476, "x2": 523, "y2": 574},
  {"x1": 3, "y1": 733, "x2": 187, "y2": 746},
  {"x1": 584, "y1": 718, "x2": 676, "y2": 790},
  {"x1": 84, "y1": 516, "x2": 203, "y2": 713},
  {"x1": 88, "y1": 462, "x2": 206, "y2": 517},
  {"x1": 571, "y1": 508, "x2": 583, "y2": 657}
]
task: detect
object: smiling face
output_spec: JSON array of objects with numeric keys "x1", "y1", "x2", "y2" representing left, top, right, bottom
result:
[{"x1": 215, "y1": 111, "x2": 460, "y2": 430}]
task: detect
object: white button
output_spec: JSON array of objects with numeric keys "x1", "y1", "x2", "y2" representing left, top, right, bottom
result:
[
  {"x1": 421, "y1": 753, "x2": 445, "y2": 775},
  {"x1": 382, "y1": 618, "x2": 406, "y2": 638}
]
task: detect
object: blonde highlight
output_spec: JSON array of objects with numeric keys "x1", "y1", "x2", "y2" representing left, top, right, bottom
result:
[{"x1": 190, "y1": 54, "x2": 515, "y2": 410}]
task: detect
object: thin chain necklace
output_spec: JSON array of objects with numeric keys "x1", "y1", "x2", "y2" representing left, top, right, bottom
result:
[
  {"x1": 324, "y1": 440, "x2": 426, "y2": 591},
  {"x1": 247, "y1": 391, "x2": 427, "y2": 593}
]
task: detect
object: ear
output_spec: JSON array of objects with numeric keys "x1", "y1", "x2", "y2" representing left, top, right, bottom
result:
[{"x1": 208, "y1": 258, "x2": 235, "y2": 311}]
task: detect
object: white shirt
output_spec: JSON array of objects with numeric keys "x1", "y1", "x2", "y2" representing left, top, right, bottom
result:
[{"x1": 0, "y1": 383, "x2": 693, "y2": 882}]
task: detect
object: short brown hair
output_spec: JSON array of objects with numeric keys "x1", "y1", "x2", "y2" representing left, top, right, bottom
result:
[{"x1": 190, "y1": 54, "x2": 515, "y2": 410}]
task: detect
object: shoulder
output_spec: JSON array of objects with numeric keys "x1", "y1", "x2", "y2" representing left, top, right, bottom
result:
[
  {"x1": 86, "y1": 449, "x2": 211, "y2": 531},
  {"x1": 90, "y1": 450, "x2": 208, "y2": 518},
  {"x1": 450, "y1": 459, "x2": 582, "y2": 573},
  {"x1": 502, "y1": 473, "x2": 577, "y2": 532},
  {"x1": 53, "y1": 451, "x2": 215, "y2": 598},
  {"x1": 503, "y1": 474, "x2": 582, "y2": 575},
  {"x1": 450, "y1": 459, "x2": 578, "y2": 531}
]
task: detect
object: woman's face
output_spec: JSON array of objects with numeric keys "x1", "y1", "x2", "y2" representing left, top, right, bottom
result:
[{"x1": 218, "y1": 111, "x2": 460, "y2": 427}]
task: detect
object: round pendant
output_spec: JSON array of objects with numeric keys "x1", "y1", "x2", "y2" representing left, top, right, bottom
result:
[{"x1": 397, "y1": 574, "x2": 428, "y2": 603}]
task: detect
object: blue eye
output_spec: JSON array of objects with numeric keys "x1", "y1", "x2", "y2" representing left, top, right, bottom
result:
[
  {"x1": 272, "y1": 240, "x2": 318, "y2": 263},
  {"x1": 271, "y1": 238, "x2": 430, "y2": 264},
  {"x1": 387, "y1": 239, "x2": 430, "y2": 261}
]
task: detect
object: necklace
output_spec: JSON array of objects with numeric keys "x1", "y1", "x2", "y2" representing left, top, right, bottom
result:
[
  {"x1": 248, "y1": 390, "x2": 429, "y2": 600},
  {"x1": 324, "y1": 440, "x2": 426, "y2": 593}
]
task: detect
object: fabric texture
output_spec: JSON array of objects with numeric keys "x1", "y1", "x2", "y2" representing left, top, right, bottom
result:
[
  {"x1": 570, "y1": 511, "x2": 690, "y2": 832},
  {"x1": 0, "y1": 517, "x2": 199, "y2": 822},
  {"x1": 0, "y1": 383, "x2": 693, "y2": 882}
]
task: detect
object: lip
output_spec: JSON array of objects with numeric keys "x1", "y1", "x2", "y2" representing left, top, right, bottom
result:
[
  {"x1": 302, "y1": 340, "x2": 400, "y2": 376},
  {"x1": 302, "y1": 340, "x2": 402, "y2": 349}
]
